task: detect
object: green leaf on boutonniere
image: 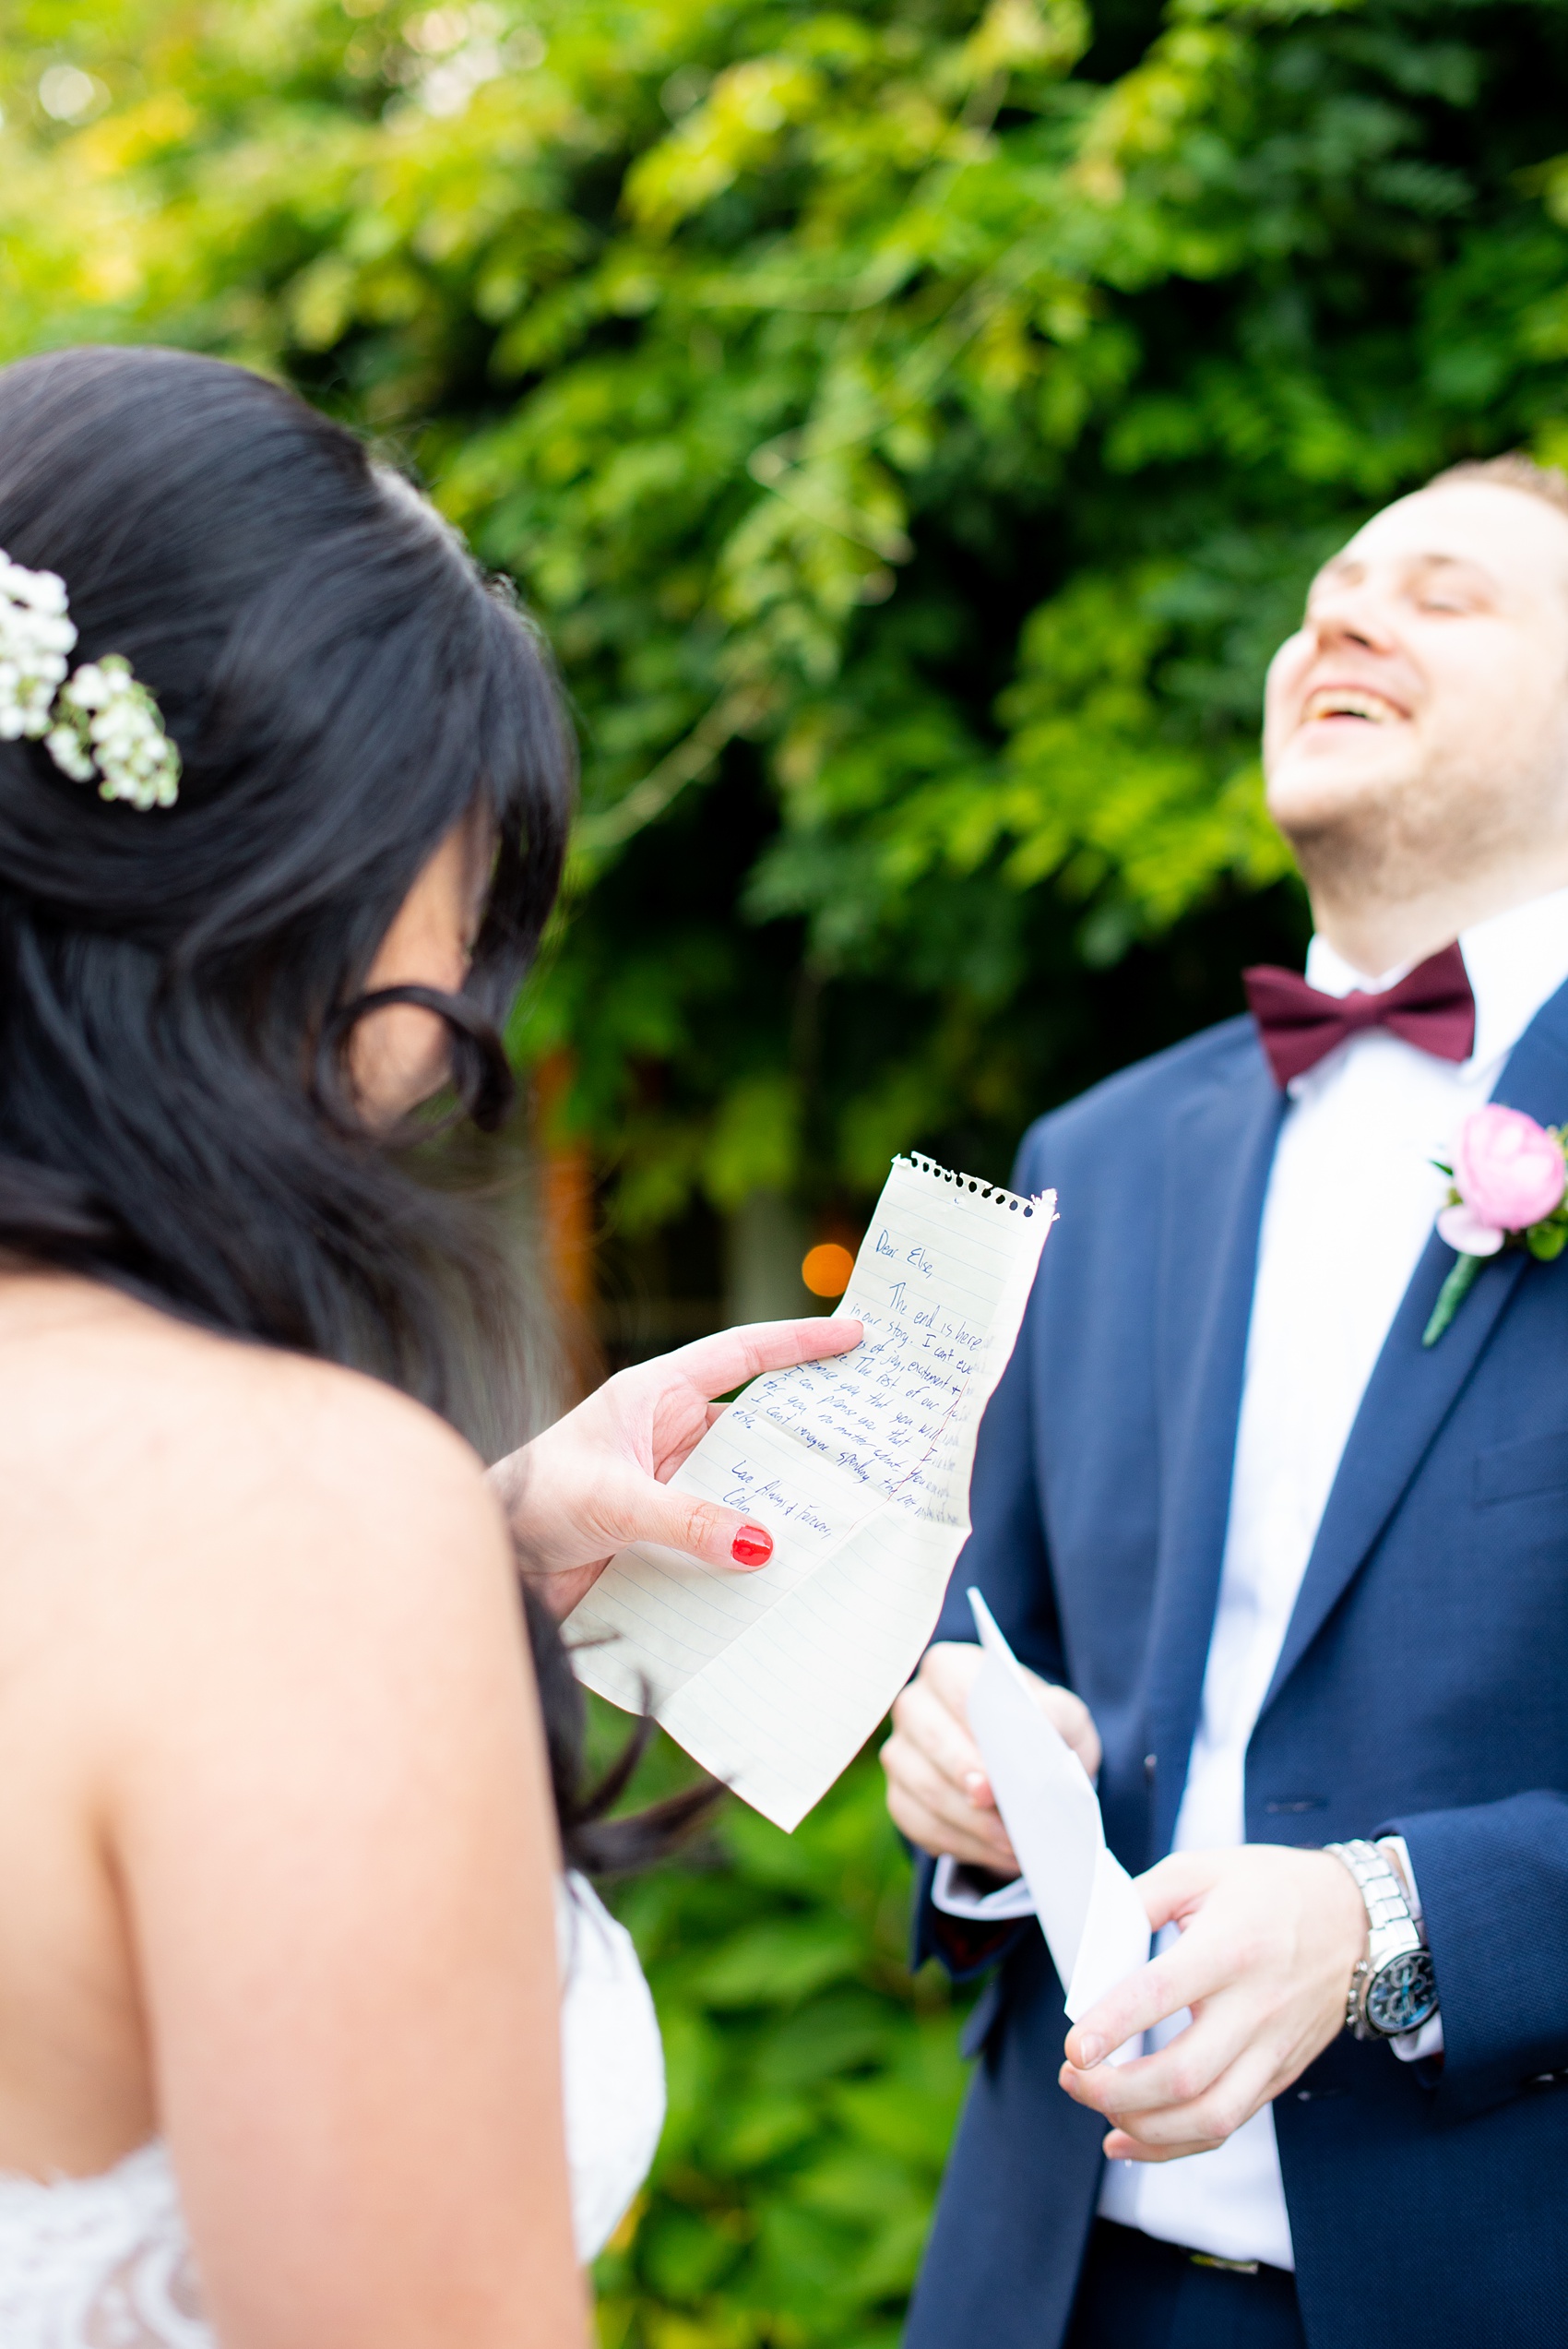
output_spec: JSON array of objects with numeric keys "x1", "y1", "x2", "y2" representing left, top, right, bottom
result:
[
  {"x1": 1527, "y1": 1223, "x2": 1568, "y2": 1261},
  {"x1": 1422, "y1": 1252, "x2": 1485, "y2": 1347}
]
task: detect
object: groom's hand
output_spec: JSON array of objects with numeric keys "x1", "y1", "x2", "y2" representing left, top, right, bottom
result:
[
  {"x1": 1056, "y1": 1845, "x2": 1367, "y2": 2161},
  {"x1": 882, "y1": 1642, "x2": 1101, "y2": 1878}
]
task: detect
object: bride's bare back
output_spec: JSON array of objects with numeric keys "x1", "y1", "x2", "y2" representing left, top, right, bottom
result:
[{"x1": 0, "y1": 1271, "x2": 583, "y2": 2346}]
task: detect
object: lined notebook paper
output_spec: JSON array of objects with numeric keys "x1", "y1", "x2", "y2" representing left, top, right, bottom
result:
[{"x1": 566, "y1": 1155, "x2": 1056, "y2": 1830}]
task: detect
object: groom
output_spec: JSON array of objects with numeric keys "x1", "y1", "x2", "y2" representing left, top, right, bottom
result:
[{"x1": 885, "y1": 453, "x2": 1568, "y2": 2348}]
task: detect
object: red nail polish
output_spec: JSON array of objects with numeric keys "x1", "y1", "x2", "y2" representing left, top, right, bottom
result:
[{"x1": 731, "y1": 1524, "x2": 773, "y2": 1566}]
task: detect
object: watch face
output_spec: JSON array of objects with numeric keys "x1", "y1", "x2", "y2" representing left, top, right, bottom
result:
[{"x1": 1365, "y1": 1950, "x2": 1438, "y2": 2037}]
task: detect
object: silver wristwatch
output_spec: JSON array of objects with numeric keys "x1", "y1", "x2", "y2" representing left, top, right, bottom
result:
[{"x1": 1324, "y1": 1839, "x2": 1440, "y2": 2041}]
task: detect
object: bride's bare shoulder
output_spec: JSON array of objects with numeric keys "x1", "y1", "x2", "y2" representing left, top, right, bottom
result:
[{"x1": 0, "y1": 1270, "x2": 500, "y2": 1584}]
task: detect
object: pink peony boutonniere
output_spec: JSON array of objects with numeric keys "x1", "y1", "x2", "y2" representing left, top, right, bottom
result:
[{"x1": 1423, "y1": 1104, "x2": 1568, "y2": 1345}]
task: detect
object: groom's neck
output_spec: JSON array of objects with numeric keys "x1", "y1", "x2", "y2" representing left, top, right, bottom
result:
[{"x1": 1303, "y1": 845, "x2": 1568, "y2": 984}]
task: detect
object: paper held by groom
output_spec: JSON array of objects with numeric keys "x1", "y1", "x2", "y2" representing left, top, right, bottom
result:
[{"x1": 566, "y1": 1154, "x2": 1055, "y2": 1830}]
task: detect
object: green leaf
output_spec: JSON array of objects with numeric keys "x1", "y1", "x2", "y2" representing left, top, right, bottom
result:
[
  {"x1": 1422, "y1": 1249, "x2": 1485, "y2": 1345},
  {"x1": 691, "y1": 1917, "x2": 866, "y2": 2009}
]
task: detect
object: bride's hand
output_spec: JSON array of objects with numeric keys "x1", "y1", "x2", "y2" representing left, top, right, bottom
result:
[{"x1": 488, "y1": 1318, "x2": 862, "y2": 1617}]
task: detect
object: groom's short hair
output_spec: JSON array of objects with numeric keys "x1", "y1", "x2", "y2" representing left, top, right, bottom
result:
[{"x1": 1424, "y1": 448, "x2": 1568, "y2": 520}]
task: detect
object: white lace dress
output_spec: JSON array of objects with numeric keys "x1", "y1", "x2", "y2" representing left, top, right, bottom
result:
[{"x1": 0, "y1": 1875, "x2": 664, "y2": 2346}]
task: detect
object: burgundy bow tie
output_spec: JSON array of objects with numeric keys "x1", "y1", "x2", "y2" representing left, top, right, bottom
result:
[{"x1": 1244, "y1": 940, "x2": 1476, "y2": 1089}]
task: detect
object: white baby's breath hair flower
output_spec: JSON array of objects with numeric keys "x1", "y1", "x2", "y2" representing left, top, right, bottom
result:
[
  {"x1": 47, "y1": 658, "x2": 181, "y2": 810},
  {"x1": 0, "y1": 552, "x2": 78, "y2": 742},
  {"x1": 0, "y1": 547, "x2": 180, "y2": 809}
]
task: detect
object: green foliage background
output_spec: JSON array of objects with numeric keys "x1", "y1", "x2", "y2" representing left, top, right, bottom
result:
[
  {"x1": 6, "y1": 0, "x2": 1568, "y2": 2338},
  {"x1": 588, "y1": 1747, "x2": 968, "y2": 2349}
]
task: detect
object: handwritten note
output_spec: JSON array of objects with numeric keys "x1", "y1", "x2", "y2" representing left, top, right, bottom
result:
[{"x1": 566, "y1": 1156, "x2": 1055, "y2": 1830}]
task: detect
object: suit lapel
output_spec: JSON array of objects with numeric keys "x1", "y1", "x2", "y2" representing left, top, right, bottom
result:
[
  {"x1": 1261, "y1": 978, "x2": 1568, "y2": 1715},
  {"x1": 1145, "y1": 1045, "x2": 1285, "y2": 1857}
]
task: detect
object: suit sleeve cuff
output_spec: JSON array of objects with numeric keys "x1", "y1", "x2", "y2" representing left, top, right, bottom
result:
[{"x1": 932, "y1": 1854, "x2": 1037, "y2": 1921}]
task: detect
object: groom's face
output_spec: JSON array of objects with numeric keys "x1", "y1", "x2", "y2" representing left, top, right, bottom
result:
[{"x1": 1261, "y1": 483, "x2": 1568, "y2": 901}]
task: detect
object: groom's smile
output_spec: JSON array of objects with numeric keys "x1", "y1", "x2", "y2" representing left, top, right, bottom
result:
[{"x1": 1298, "y1": 684, "x2": 1408, "y2": 726}]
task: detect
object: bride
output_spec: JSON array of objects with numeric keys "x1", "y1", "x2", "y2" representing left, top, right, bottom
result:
[{"x1": 0, "y1": 344, "x2": 855, "y2": 2346}]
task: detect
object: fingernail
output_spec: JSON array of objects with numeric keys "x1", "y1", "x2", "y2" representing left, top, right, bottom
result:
[
  {"x1": 731, "y1": 1524, "x2": 773, "y2": 1566},
  {"x1": 1074, "y1": 2034, "x2": 1104, "y2": 2069},
  {"x1": 963, "y1": 1771, "x2": 988, "y2": 1799}
]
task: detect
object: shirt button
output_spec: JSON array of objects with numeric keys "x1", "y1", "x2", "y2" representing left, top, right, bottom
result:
[{"x1": 1144, "y1": 1754, "x2": 1158, "y2": 1781}]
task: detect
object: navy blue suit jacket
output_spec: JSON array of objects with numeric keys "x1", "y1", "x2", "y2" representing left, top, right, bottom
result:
[{"x1": 905, "y1": 986, "x2": 1568, "y2": 2349}]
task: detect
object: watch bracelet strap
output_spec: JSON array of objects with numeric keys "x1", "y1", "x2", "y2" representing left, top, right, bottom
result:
[{"x1": 1324, "y1": 1839, "x2": 1425, "y2": 2039}]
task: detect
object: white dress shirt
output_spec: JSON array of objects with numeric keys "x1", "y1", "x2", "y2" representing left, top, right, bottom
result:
[{"x1": 936, "y1": 883, "x2": 1568, "y2": 2271}]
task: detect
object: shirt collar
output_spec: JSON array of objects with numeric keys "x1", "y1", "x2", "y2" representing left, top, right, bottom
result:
[{"x1": 1302, "y1": 883, "x2": 1568, "y2": 1079}]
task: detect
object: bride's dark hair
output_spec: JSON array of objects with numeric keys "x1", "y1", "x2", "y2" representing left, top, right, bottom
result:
[{"x1": 0, "y1": 344, "x2": 695, "y2": 1870}]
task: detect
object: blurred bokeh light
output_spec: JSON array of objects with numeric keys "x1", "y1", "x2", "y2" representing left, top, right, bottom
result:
[{"x1": 802, "y1": 1241, "x2": 855, "y2": 1298}]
